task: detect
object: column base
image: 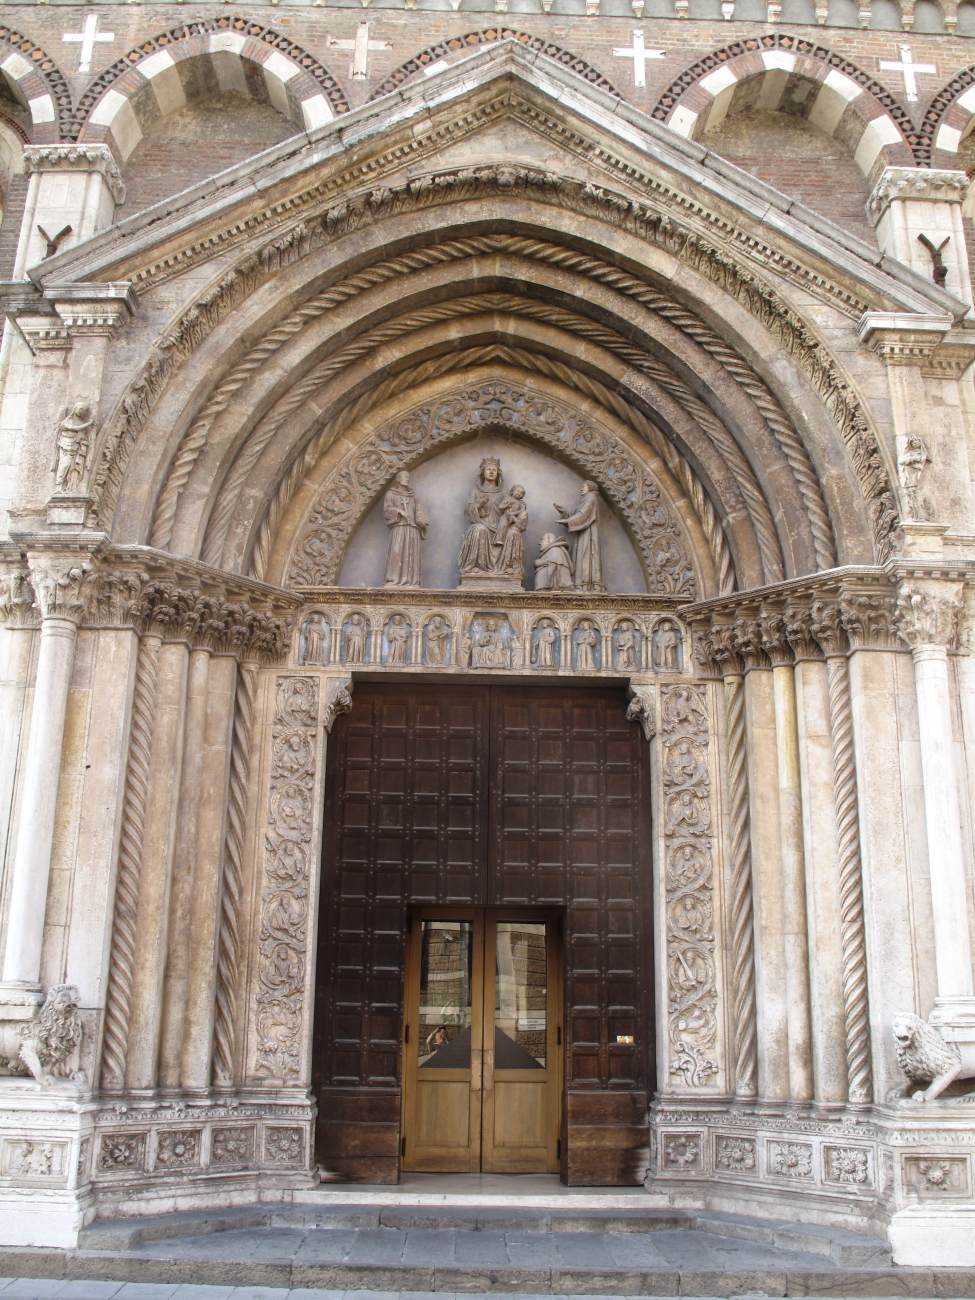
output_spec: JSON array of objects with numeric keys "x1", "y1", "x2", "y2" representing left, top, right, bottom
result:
[
  {"x1": 0, "y1": 982, "x2": 43, "y2": 1013},
  {"x1": 889, "y1": 1205, "x2": 975, "y2": 1266}
]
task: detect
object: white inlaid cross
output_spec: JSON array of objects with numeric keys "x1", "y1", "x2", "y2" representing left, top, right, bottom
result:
[
  {"x1": 879, "y1": 44, "x2": 936, "y2": 104},
  {"x1": 327, "y1": 22, "x2": 391, "y2": 81},
  {"x1": 612, "y1": 31, "x2": 664, "y2": 90},
  {"x1": 62, "y1": 14, "x2": 115, "y2": 75}
]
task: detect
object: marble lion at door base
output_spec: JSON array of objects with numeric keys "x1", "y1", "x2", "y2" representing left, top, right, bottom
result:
[{"x1": 893, "y1": 1013, "x2": 975, "y2": 1102}]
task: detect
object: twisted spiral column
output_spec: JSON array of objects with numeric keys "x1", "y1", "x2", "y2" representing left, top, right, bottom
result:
[
  {"x1": 824, "y1": 653, "x2": 872, "y2": 1104},
  {"x1": 100, "y1": 634, "x2": 161, "y2": 1090},
  {"x1": 725, "y1": 672, "x2": 758, "y2": 1097},
  {"x1": 212, "y1": 661, "x2": 256, "y2": 1086}
]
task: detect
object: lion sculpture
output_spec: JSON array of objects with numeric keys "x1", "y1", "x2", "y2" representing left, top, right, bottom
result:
[
  {"x1": 893, "y1": 1012, "x2": 975, "y2": 1102},
  {"x1": 0, "y1": 984, "x2": 85, "y2": 1086}
]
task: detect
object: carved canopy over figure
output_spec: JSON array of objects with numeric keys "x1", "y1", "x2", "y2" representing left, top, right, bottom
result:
[
  {"x1": 555, "y1": 480, "x2": 604, "y2": 592},
  {"x1": 383, "y1": 470, "x2": 427, "y2": 587}
]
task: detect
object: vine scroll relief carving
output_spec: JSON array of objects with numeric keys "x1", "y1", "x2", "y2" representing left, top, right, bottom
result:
[{"x1": 287, "y1": 381, "x2": 696, "y2": 597}]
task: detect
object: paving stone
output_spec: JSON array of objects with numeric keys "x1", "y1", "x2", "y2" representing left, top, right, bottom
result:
[
  {"x1": 113, "y1": 1287, "x2": 180, "y2": 1299},
  {"x1": 3, "y1": 1281, "x2": 69, "y2": 1298},
  {"x1": 53, "y1": 1285, "x2": 126, "y2": 1299},
  {"x1": 343, "y1": 1230, "x2": 408, "y2": 1267},
  {"x1": 679, "y1": 1269, "x2": 788, "y2": 1296},
  {"x1": 450, "y1": 1232, "x2": 510, "y2": 1267},
  {"x1": 225, "y1": 1289, "x2": 290, "y2": 1299},
  {"x1": 401, "y1": 1232, "x2": 456, "y2": 1267}
]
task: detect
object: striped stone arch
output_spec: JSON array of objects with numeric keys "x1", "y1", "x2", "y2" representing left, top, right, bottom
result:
[
  {"x1": 920, "y1": 67, "x2": 975, "y2": 164},
  {"x1": 369, "y1": 28, "x2": 621, "y2": 101},
  {"x1": 0, "y1": 24, "x2": 72, "y2": 143},
  {"x1": 653, "y1": 36, "x2": 920, "y2": 180},
  {"x1": 73, "y1": 19, "x2": 349, "y2": 160}
]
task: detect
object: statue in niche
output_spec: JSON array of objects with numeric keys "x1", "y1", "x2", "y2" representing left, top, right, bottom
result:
[
  {"x1": 534, "y1": 532, "x2": 573, "y2": 591},
  {"x1": 468, "y1": 618, "x2": 511, "y2": 668},
  {"x1": 653, "y1": 620, "x2": 682, "y2": 671},
  {"x1": 555, "y1": 480, "x2": 604, "y2": 592},
  {"x1": 343, "y1": 614, "x2": 367, "y2": 664},
  {"x1": 297, "y1": 613, "x2": 330, "y2": 666},
  {"x1": 425, "y1": 615, "x2": 452, "y2": 666},
  {"x1": 385, "y1": 614, "x2": 410, "y2": 665},
  {"x1": 458, "y1": 459, "x2": 526, "y2": 586},
  {"x1": 574, "y1": 620, "x2": 600, "y2": 671},
  {"x1": 897, "y1": 435, "x2": 931, "y2": 520},
  {"x1": 531, "y1": 620, "x2": 559, "y2": 669},
  {"x1": 614, "y1": 621, "x2": 639, "y2": 671},
  {"x1": 383, "y1": 470, "x2": 427, "y2": 587},
  {"x1": 51, "y1": 401, "x2": 94, "y2": 494}
]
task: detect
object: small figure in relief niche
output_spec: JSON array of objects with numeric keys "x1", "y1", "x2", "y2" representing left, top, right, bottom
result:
[
  {"x1": 469, "y1": 619, "x2": 510, "y2": 668},
  {"x1": 533, "y1": 532, "x2": 573, "y2": 591},
  {"x1": 615, "y1": 620, "x2": 639, "y2": 671},
  {"x1": 383, "y1": 470, "x2": 428, "y2": 587},
  {"x1": 425, "y1": 615, "x2": 452, "y2": 666},
  {"x1": 555, "y1": 480, "x2": 604, "y2": 592},
  {"x1": 532, "y1": 620, "x2": 559, "y2": 669},
  {"x1": 497, "y1": 485, "x2": 528, "y2": 577},
  {"x1": 653, "y1": 620, "x2": 682, "y2": 671},
  {"x1": 343, "y1": 614, "x2": 367, "y2": 664},
  {"x1": 897, "y1": 435, "x2": 930, "y2": 520},
  {"x1": 297, "y1": 613, "x2": 329, "y2": 666},
  {"x1": 51, "y1": 401, "x2": 94, "y2": 494},
  {"x1": 574, "y1": 620, "x2": 600, "y2": 671},
  {"x1": 385, "y1": 614, "x2": 410, "y2": 665}
]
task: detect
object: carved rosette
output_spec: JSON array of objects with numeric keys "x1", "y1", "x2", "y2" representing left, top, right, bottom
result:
[
  {"x1": 254, "y1": 676, "x2": 321, "y2": 1080},
  {"x1": 660, "y1": 683, "x2": 719, "y2": 1089},
  {"x1": 288, "y1": 381, "x2": 696, "y2": 597}
]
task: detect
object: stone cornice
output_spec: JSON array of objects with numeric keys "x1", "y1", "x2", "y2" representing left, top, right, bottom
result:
[
  {"x1": 290, "y1": 586, "x2": 691, "y2": 613},
  {"x1": 866, "y1": 167, "x2": 969, "y2": 227},
  {"x1": 0, "y1": 542, "x2": 298, "y2": 658},
  {"x1": 22, "y1": 144, "x2": 126, "y2": 206}
]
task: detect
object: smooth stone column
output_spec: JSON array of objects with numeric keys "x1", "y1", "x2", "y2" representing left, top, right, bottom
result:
[
  {"x1": 158, "y1": 646, "x2": 211, "y2": 1089},
  {"x1": 0, "y1": 620, "x2": 34, "y2": 888},
  {"x1": 0, "y1": 558, "x2": 92, "y2": 998},
  {"x1": 897, "y1": 580, "x2": 974, "y2": 1032}
]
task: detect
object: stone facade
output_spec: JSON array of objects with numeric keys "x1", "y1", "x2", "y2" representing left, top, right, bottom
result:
[{"x1": 0, "y1": 0, "x2": 973, "y2": 1267}]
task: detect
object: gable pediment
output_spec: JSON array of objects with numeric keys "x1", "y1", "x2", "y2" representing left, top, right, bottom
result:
[{"x1": 26, "y1": 40, "x2": 964, "y2": 323}]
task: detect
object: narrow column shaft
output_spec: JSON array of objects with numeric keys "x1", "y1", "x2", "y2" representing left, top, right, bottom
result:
[
  {"x1": 722, "y1": 671, "x2": 757, "y2": 1098},
  {"x1": 125, "y1": 640, "x2": 190, "y2": 1090},
  {"x1": 772, "y1": 663, "x2": 812, "y2": 1102},
  {"x1": 0, "y1": 626, "x2": 34, "y2": 879},
  {"x1": 181, "y1": 654, "x2": 238, "y2": 1089},
  {"x1": 158, "y1": 647, "x2": 211, "y2": 1088},
  {"x1": 1, "y1": 616, "x2": 78, "y2": 990},
  {"x1": 743, "y1": 666, "x2": 789, "y2": 1100},
  {"x1": 793, "y1": 657, "x2": 847, "y2": 1103},
  {"x1": 913, "y1": 647, "x2": 973, "y2": 1004}
]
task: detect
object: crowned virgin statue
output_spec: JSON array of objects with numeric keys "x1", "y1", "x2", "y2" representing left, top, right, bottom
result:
[{"x1": 457, "y1": 458, "x2": 526, "y2": 590}]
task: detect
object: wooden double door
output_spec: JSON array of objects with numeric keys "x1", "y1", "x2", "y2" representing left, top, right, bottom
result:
[
  {"x1": 402, "y1": 908, "x2": 561, "y2": 1173},
  {"x1": 314, "y1": 682, "x2": 653, "y2": 1185}
]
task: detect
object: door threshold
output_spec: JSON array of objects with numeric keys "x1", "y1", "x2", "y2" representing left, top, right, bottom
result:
[{"x1": 299, "y1": 1172, "x2": 657, "y2": 1208}]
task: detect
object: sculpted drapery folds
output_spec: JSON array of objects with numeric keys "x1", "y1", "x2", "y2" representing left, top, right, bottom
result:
[{"x1": 383, "y1": 470, "x2": 427, "y2": 588}]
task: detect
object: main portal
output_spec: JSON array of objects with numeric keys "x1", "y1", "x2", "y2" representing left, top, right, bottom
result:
[{"x1": 313, "y1": 682, "x2": 653, "y2": 1184}]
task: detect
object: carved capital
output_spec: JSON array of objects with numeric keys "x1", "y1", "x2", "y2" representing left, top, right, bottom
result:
[
  {"x1": 759, "y1": 606, "x2": 793, "y2": 667},
  {"x1": 730, "y1": 616, "x2": 767, "y2": 671},
  {"x1": 323, "y1": 676, "x2": 354, "y2": 733},
  {"x1": 23, "y1": 144, "x2": 126, "y2": 205},
  {"x1": 840, "y1": 591, "x2": 900, "y2": 651},
  {"x1": 784, "y1": 601, "x2": 822, "y2": 662},
  {"x1": 0, "y1": 566, "x2": 38, "y2": 628},
  {"x1": 808, "y1": 598, "x2": 847, "y2": 657},
  {"x1": 27, "y1": 553, "x2": 98, "y2": 624},
  {"x1": 895, "y1": 581, "x2": 963, "y2": 651},
  {"x1": 626, "y1": 685, "x2": 655, "y2": 742},
  {"x1": 866, "y1": 167, "x2": 968, "y2": 225}
]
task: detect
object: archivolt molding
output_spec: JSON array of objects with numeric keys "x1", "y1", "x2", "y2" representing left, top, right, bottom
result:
[
  {"x1": 286, "y1": 377, "x2": 699, "y2": 597},
  {"x1": 89, "y1": 169, "x2": 896, "y2": 564},
  {"x1": 0, "y1": 25, "x2": 71, "y2": 143}
]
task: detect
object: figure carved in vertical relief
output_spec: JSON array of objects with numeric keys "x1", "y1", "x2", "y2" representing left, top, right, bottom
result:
[
  {"x1": 897, "y1": 436, "x2": 930, "y2": 521},
  {"x1": 555, "y1": 480, "x2": 604, "y2": 592},
  {"x1": 384, "y1": 614, "x2": 410, "y2": 665},
  {"x1": 534, "y1": 532, "x2": 573, "y2": 591},
  {"x1": 653, "y1": 620, "x2": 683, "y2": 671},
  {"x1": 574, "y1": 620, "x2": 600, "y2": 671},
  {"x1": 614, "y1": 621, "x2": 640, "y2": 671},
  {"x1": 466, "y1": 617, "x2": 512, "y2": 668},
  {"x1": 532, "y1": 619, "x2": 560, "y2": 669},
  {"x1": 458, "y1": 459, "x2": 525, "y2": 584},
  {"x1": 424, "y1": 616, "x2": 452, "y2": 666},
  {"x1": 51, "y1": 401, "x2": 94, "y2": 494},
  {"x1": 383, "y1": 470, "x2": 427, "y2": 587},
  {"x1": 497, "y1": 485, "x2": 528, "y2": 578},
  {"x1": 296, "y1": 614, "x2": 329, "y2": 666},
  {"x1": 342, "y1": 614, "x2": 367, "y2": 664}
]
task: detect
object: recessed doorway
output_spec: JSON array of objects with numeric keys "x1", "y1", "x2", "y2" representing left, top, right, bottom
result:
[{"x1": 402, "y1": 908, "x2": 562, "y2": 1174}]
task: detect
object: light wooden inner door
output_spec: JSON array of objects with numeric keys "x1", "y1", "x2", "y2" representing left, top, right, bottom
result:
[{"x1": 401, "y1": 909, "x2": 562, "y2": 1173}]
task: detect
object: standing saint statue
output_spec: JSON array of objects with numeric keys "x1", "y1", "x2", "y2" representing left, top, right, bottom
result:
[
  {"x1": 555, "y1": 480, "x2": 604, "y2": 592},
  {"x1": 897, "y1": 435, "x2": 930, "y2": 520},
  {"x1": 383, "y1": 470, "x2": 427, "y2": 587},
  {"x1": 51, "y1": 401, "x2": 94, "y2": 494}
]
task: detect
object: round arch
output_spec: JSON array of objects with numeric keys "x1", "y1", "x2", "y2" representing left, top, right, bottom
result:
[
  {"x1": 921, "y1": 64, "x2": 975, "y2": 163},
  {"x1": 653, "y1": 36, "x2": 919, "y2": 179},
  {"x1": 74, "y1": 19, "x2": 347, "y2": 158},
  {"x1": 0, "y1": 24, "x2": 71, "y2": 143}
]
